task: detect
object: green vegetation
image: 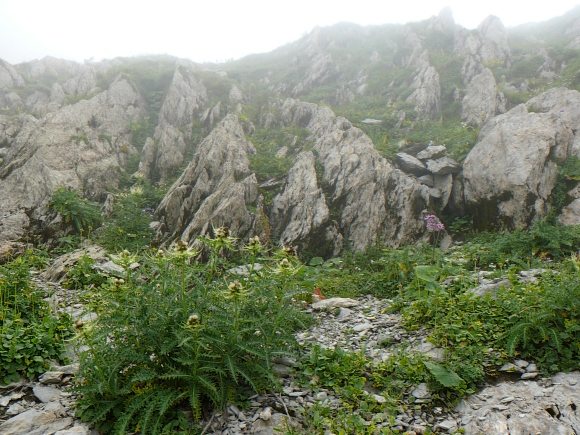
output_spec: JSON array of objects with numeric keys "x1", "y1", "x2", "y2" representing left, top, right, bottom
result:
[
  {"x1": 249, "y1": 127, "x2": 310, "y2": 183},
  {"x1": 49, "y1": 187, "x2": 102, "y2": 235},
  {"x1": 0, "y1": 252, "x2": 72, "y2": 384},
  {"x1": 97, "y1": 181, "x2": 163, "y2": 252},
  {"x1": 8, "y1": 188, "x2": 580, "y2": 434},
  {"x1": 294, "y1": 222, "x2": 580, "y2": 433},
  {"x1": 75, "y1": 235, "x2": 310, "y2": 433}
]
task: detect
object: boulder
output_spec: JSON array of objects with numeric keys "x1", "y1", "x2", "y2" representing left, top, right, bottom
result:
[
  {"x1": 462, "y1": 68, "x2": 506, "y2": 126},
  {"x1": 42, "y1": 245, "x2": 108, "y2": 283},
  {"x1": 426, "y1": 157, "x2": 461, "y2": 175},
  {"x1": 395, "y1": 153, "x2": 429, "y2": 175},
  {"x1": 417, "y1": 145, "x2": 447, "y2": 160},
  {"x1": 559, "y1": 199, "x2": 580, "y2": 226},
  {"x1": 462, "y1": 89, "x2": 579, "y2": 228}
]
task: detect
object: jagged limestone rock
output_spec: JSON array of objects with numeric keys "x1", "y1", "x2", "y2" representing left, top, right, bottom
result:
[
  {"x1": 404, "y1": 49, "x2": 441, "y2": 120},
  {"x1": 138, "y1": 65, "x2": 208, "y2": 181},
  {"x1": 271, "y1": 151, "x2": 333, "y2": 253},
  {"x1": 462, "y1": 68, "x2": 506, "y2": 126},
  {"x1": 0, "y1": 78, "x2": 145, "y2": 241},
  {"x1": 463, "y1": 89, "x2": 580, "y2": 228},
  {"x1": 155, "y1": 114, "x2": 259, "y2": 244},
  {"x1": 0, "y1": 59, "x2": 25, "y2": 89},
  {"x1": 277, "y1": 99, "x2": 431, "y2": 252},
  {"x1": 477, "y1": 16, "x2": 511, "y2": 65}
]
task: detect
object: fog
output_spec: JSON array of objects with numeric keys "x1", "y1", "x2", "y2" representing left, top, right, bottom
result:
[{"x1": 0, "y1": 0, "x2": 578, "y2": 64}]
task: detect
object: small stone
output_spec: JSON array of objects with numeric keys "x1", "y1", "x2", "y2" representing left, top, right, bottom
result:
[
  {"x1": 0, "y1": 391, "x2": 25, "y2": 407},
  {"x1": 417, "y1": 145, "x2": 447, "y2": 160},
  {"x1": 411, "y1": 424, "x2": 427, "y2": 434},
  {"x1": 39, "y1": 371, "x2": 65, "y2": 384},
  {"x1": 492, "y1": 404, "x2": 509, "y2": 411},
  {"x1": 55, "y1": 425, "x2": 91, "y2": 435},
  {"x1": 288, "y1": 391, "x2": 308, "y2": 397},
  {"x1": 272, "y1": 363, "x2": 292, "y2": 377},
  {"x1": 373, "y1": 394, "x2": 387, "y2": 404},
  {"x1": 411, "y1": 383, "x2": 431, "y2": 400},
  {"x1": 353, "y1": 322, "x2": 372, "y2": 332},
  {"x1": 6, "y1": 402, "x2": 27, "y2": 415},
  {"x1": 312, "y1": 297, "x2": 360, "y2": 310},
  {"x1": 521, "y1": 372, "x2": 539, "y2": 380},
  {"x1": 514, "y1": 359, "x2": 529, "y2": 368},
  {"x1": 526, "y1": 363, "x2": 538, "y2": 373},
  {"x1": 43, "y1": 401, "x2": 67, "y2": 417},
  {"x1": 337, "y1": 307, "x2": 352, "y2": 320},
  {"x1": 499, "y1": 363, "x2": 520, "y2": 373},
  {"x1": 259, "y1": 407, "x2": 272, "y2": 421},
  {"x1": 315, "y1": 391, "x2": 328, "y2": 401},
  {"x1": 33, "y1": 385, "x2": 61, "y2": 403},
  {"x1": 435, "y1": 418, "x2": 458, "y2": 432},
  {"x1": 93, "y1": 260, "x2": 125, "y2": 277},
  {"x1": 272, "y1": 356, "x2": 297, "y2": 367}
]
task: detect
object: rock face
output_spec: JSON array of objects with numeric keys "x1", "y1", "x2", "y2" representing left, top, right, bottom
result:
[
  {"x1": 155, "y1": 99, "x2": 434, "y2": 254},
  {"x1": 402, "y1": 31, "x2": 442, "y2": 120},
  {"x1": 462, "y1": 88, "x2": 580, "y2": 228},
  {"x1": 271, "y1": 151, "x2": 330, "y2": 249},
  {"x1": 461, "y1": 68, "x2": 506, "y2": 126},
  {"x1": 0, "y1": 77, "x2": 145, "y2": 241},
  {"x1": 406, "y1": 60, "x2": 441, "y2": 120},
  {"x1": 456, "y1": 371, "x2": 580, "y2": 434},
  {"x1": 139, "y1": 64, "x2": 208, "y2": 181},
  {"x1": 454, "y1": 16, "x2": 509, "y2": 126},
  {"x1": 154, "y1": 114, "x2": 260, "y2": 244},
  {"x1": 0, "y1": 59, "x2": 24, "y2": 90},
  {"x1": 272, "y1": 99, "x2": 431, "y2": 254}
]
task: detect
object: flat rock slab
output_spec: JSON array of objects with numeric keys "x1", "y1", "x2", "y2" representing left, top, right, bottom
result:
[
  {"x1": 0, "y1": 409, "x2": 58, "y2": 435},
  {"x1": 456, "y1": 371, "x2": 580, "y2": 434},
  {"x1": 311, "y1": 297, "x2": 360, "y2": 310},
  {"x1": 32, "y1": 385, "x2": 61, "y2": 403}
]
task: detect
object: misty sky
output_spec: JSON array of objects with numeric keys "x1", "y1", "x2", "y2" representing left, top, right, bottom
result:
[{"x1": 1, "y1": 0, "x2": 579, "y2": 64}]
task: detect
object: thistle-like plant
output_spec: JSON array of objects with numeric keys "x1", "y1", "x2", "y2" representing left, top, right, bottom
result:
[{"x1": 75, "y1": 234, "x2": 309, "y2": 433}]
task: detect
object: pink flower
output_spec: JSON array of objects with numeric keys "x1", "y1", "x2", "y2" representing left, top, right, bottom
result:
[{"x1": 423, "y1": 214, "x2": 445, "y2": 232}]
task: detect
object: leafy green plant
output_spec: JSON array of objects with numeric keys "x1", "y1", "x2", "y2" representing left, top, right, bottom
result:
[
  {"x1": 62, "y1": 255, "x2": 107, "y2": 290},
  {"x1": 75, "y1": 236, "x2": 309, "y2": 433},
  {"x1": 503, "y1": 269, "x2": 579, "y2": 372},
  {"x1": 97, "y1": 182, "x2": 162, "y2": 252},
  {"x1": 0, "y1": 256, "x2": 72, "y2": 384},
  {"x1": 49, "y1": 187, "x2": 102, "y2": 235}
]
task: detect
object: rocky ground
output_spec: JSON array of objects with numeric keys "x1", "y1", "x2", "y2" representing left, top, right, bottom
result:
[{"x1": 0, "y1": 269, "x2": 578, "y2": 434}]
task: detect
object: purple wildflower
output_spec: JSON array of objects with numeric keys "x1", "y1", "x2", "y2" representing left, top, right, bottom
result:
[{"x1": 423, "y1": 214, "x2": 445, "y2": 232}]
